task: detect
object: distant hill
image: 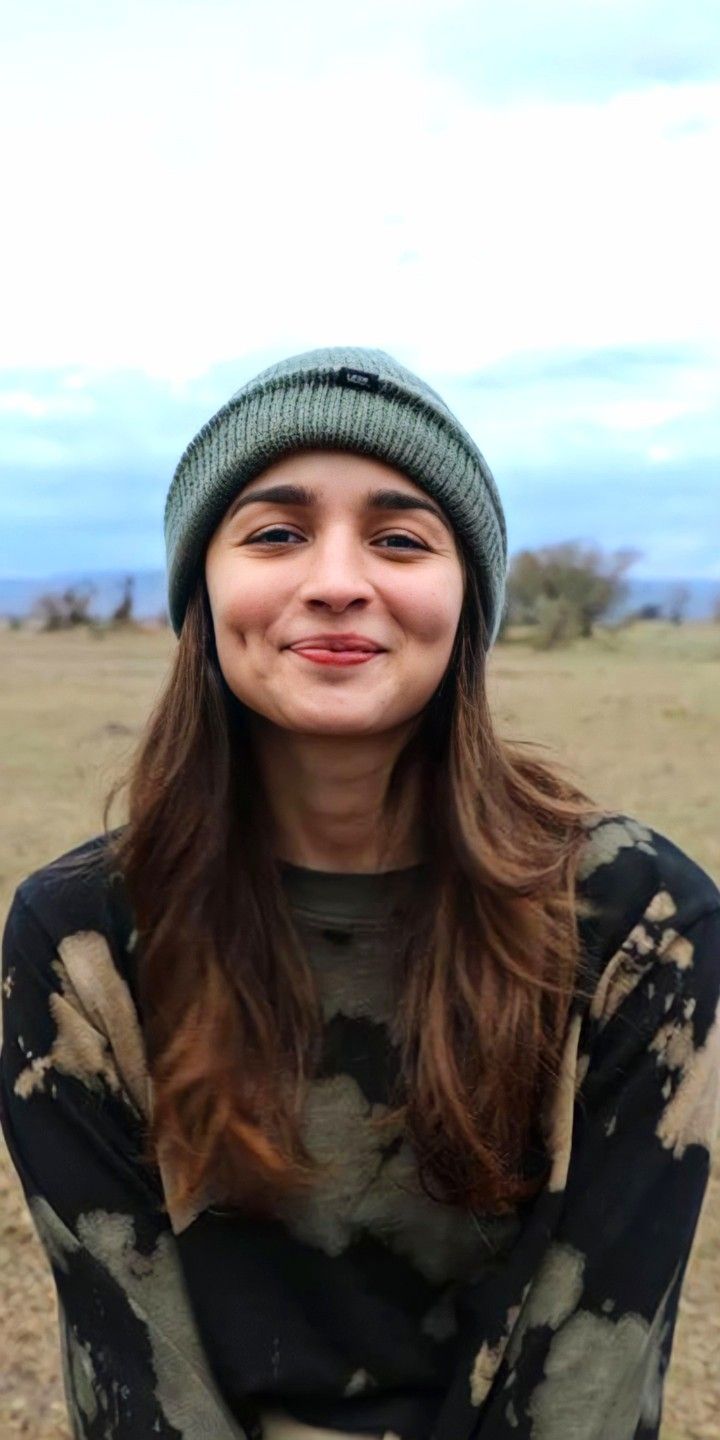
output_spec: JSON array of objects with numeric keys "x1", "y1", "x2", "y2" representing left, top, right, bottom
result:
[
  {"x1": 0, "y1": 571, "x2": 170, "y2": 621},
  {"x1": 0, "y1": 569, "x2": 718, "y2": 622},
  {"x1": 603, "y1": 576, "x2": 718, "y2": 621}
]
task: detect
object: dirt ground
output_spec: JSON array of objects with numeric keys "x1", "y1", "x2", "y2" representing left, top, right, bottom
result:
[{"x1": 1, "y1": 621, "x2": 719, "y2": 1438}]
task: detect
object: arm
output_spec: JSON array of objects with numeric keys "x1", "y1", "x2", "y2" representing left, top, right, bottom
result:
[
  {"x1": 503, "y1": 902, "x2": 720, "y2": 1440},
  {"x1": 1, "y1": 885, "x2": 249, "y2": 1440},
  {"x1": 486, "y1": 899, "x2": 720, "y2": 1440}
]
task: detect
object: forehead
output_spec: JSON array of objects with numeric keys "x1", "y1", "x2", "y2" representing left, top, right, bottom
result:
[{"x1": 239, "y1": 448, "x2": 434, "y2": 502}]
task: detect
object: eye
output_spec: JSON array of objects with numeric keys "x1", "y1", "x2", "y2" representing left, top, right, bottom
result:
[
  {"x1": 245, "y1": 526, "x2": 303, "y2": 545},
  {"x1": 374, "y1": 532, "x2": 429, "y2": 551}
]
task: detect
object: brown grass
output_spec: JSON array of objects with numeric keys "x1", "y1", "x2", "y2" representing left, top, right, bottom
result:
[{"x1": 1, "y1": 620, "x2": 718, "y2": 1439}]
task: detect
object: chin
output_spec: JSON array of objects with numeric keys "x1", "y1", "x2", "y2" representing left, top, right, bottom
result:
[
  {"x1": 278, "y1": 705, "x2": 395, "y2": 737},
  {"x1": 291, "y1": 718, "x2": 384, "y2": 737}
]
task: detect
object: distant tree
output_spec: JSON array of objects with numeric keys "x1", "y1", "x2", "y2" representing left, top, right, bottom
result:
[
  {"x1": 110, "y1": 575, "x2": 135, "y2": 626},
  {"x1": 33, "y1": 584, "x2": 98, "y2": 631},
  {"x1": 668, "y1": 583, "x2": 691, "y2": 626},
  {"x1": 530, "y1": 594, "x2": 583, "y2": 651},
  {"x1": 712, "y1": 591, "x2": 720, "y2": 625},
  {"x1": 506, "y1": 541, "x2": 642, "y2": 641},
  {"x1": 635, "y1": 603, "x2": 663, "y2": 621}
]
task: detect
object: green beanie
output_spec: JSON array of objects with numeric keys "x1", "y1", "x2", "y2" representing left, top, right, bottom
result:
[{"x1": 164, "y1": 345, "x2": 508, "y2": 645}]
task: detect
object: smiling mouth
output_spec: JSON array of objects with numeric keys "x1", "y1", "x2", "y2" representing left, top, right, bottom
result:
[
  {"x1": 289, "y1": 636, "x2": 384, "y2": 653},
  {"x1": 288, "y1": 646, "x2": 384, "y2": 667}
]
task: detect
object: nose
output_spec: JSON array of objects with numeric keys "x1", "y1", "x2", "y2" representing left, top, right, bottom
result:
[{"x1": 295, "y1": 530, "x2": 376, "y2": 611}]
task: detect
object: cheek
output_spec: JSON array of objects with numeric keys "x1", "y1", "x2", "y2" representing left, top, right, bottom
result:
[
  {"x1": 397, "y1": 574, "x2": 463, "y2": 645},
  {"x1": 207, "y1": 559, "x2": 281, "y2": 637}
]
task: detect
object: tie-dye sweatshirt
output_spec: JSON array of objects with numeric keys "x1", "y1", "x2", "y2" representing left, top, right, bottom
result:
[{"x1": 1, "y1": 811, "x2": 719, "y2": 1440}]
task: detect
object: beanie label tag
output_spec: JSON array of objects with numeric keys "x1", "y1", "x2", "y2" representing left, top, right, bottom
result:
[{"x1": 336, "y1": 366, "x2": 380, "y2": 393}]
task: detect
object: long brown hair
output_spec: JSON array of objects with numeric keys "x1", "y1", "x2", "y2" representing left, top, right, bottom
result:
[{"x1": 99, "y1": 558, "x2": 604, "y2": 1222}]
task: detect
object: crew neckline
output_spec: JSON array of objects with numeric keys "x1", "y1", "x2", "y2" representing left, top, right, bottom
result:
[{"x1": 277, "y1": 859, "x2": 429, "y2": 923}]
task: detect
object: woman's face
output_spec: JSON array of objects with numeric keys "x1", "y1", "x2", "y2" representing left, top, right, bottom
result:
[{"x1": 204, "y1": 449, "x2": 466, "y2": 739}]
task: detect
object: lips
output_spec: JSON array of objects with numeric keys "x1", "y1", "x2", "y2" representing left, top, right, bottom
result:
[{"x1": 289, "y1": 635, "x2": 384, "y2": 653}]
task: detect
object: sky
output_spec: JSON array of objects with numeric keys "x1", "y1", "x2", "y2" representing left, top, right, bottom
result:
[{"x1": 1, "y1": 0, "x2": 719, "y2": 580}]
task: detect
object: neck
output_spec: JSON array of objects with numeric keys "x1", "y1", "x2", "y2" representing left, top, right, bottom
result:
[{"x1": 248, "y1": 718, "x2": 427, "y2": 873}]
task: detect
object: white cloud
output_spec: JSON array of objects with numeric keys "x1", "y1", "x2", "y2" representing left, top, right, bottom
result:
[
  {"x1": 1, "y1": 2, "x2": 719, "y2": 381},
  {"x1": 591, "y1": 400, "x2": 699, "y2": 432},
  {"x1": 0, "y1": 390, "x2": 96, "y2": 419},
  {"x1": 1, "y1": 1, "x2": 718, "y2": 581}
]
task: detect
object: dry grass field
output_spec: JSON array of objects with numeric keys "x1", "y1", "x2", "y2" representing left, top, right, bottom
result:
[{"x1": 1, "y1": 620, "x2": 719, "y2": 1439}]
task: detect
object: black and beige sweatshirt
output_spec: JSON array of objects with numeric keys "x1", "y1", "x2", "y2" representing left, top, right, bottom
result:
[{"x1": 1, "y1": 811, "x2": 719, "y2": 1440}]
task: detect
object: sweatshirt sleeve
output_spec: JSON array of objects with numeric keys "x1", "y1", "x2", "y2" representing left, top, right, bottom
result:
[
  {"x1": 468, "y1": 897, "x2": 720, "y2": 1440},
  {"x1": 0, "y1": 884, "x2": 249, "y2": 1440}
]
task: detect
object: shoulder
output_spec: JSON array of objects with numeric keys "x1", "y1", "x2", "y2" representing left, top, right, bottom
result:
[
  {"x1": 4, "y1": 829, "x2": 137, "y2": 1002},
  {"x1": 570, "y1": 818, "x2": 720, "y2": 1157},
  {"x1": 13, "y1": 829, "x2": 128, "y2": 931},
  {"x1": 573, "y1": 812, "x2": 720, "y2": 1091},
  {"x1": 575, "y1": 810, "x2": 720, "y2": 961},
  {"x1": 2, "y1": 832, "x2": 150, "y2": 1127}
]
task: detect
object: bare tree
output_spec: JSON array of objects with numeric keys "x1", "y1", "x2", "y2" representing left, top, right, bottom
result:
[
  {"x1": 110, "y1": 575, "x2": 135, "y2": 626},
  {"x1": 668, "y1": 583, "x2": 691, "y2": 626},
  {"x1": 33, "y1": 584, "x2": 98, "y2": 631}
]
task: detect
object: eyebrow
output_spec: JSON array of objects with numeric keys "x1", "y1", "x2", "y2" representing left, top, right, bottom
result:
[{"x1": 224, "y1": 482, "x2": 449, "y2": 529}]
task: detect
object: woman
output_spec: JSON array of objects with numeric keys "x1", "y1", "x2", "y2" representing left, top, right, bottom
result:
[{"x1": 2, "y1": 345, "x2": 719, "y2": 1440}]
